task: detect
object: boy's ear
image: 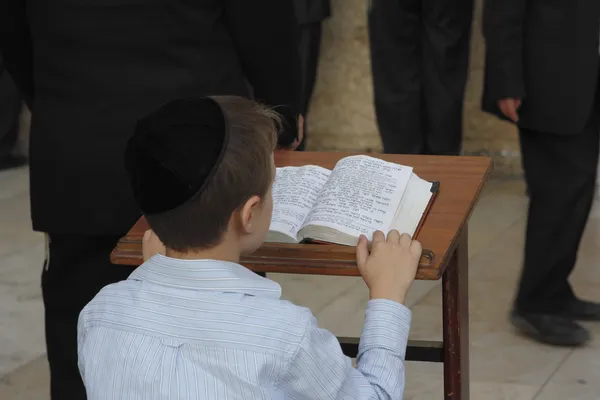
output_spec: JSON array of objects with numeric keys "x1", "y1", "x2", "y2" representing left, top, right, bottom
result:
[{"x1": 238, "y1": 195, "x2": 261, "y2": 233}]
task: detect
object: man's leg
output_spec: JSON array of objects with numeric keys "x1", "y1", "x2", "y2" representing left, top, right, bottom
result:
[
  {"x1": 421, "y1": 0, "x2": 474, "y2": 155},
  {"x1": 42, "y1": 234, "x2": 134, "y2": 399},
  {"x1": 513, "y1": 104, "x2": 599, "y2": 345},
  {"x1": 297, "y1": 22, "x2": 323, "y2": 152},
  {"x1": 368, "y1": 0, "x2": 423, "y2": 154}
]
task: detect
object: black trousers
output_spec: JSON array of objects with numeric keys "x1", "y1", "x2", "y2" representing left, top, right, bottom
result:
[
  {"x1": 42, "y1": 234, "x2": 133, "y2": 399},
  {"x1": 368, "y1": 0, "x2": 474, "y2": 155},
  {"x1": 296, "y1": 22, "x2": 323, "y2": 151},
  {"x1": 516, "y1": 95, "x2": 600, "y2": 313},
  {"x1": 0, "y1": 63, "x2": 22, "y2": 159}
]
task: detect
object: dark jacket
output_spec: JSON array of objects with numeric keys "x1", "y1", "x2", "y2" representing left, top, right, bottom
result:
[
  {"x1": 0, "y1": 0, "x2": 32, "y2": 107},
  {"x1": 0, "y1": 0, "x2": 302, "y2": 235},
  {"x1": 482, "y1": 0, "x2": 600, "y2": 134},
  {"x1": 293, "y1": 0, "x2": 331, "y2": 25}
]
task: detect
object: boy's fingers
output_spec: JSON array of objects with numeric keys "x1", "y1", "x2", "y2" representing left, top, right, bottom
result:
[
  {"x1": 410, "y1": 240, "x2": 423, "y2": 255},
  {"x1": 356, "y1": 235, "x2": 369, "y2": 269},
  {"x1": 372, "y1": 230, "x2": 385, "y2": 245},
  {"x1": 399, "y1": 233, "x2": 412, "y2": 247},
  {"x1": 387, "y1": 229, "x2": 401, "y2": 243},
  {"x1": 143, "y1": 230, "x2": 151, "y2": 242}
]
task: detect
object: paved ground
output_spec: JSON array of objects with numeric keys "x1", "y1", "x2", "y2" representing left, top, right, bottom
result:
[{"x1": 2, "y1": 165, "x2": 600, "y2": 399}]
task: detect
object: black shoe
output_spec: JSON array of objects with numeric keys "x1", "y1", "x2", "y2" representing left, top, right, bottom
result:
[
  {"x1": 0, "y1": 154, "x2": 27, "y2": 171},
  {"x1": 510, "y1": 309, "x2": 590, "y2": 347},
  {"x1": 561, "y1": 298, "x2": 600, "y2": 321}
]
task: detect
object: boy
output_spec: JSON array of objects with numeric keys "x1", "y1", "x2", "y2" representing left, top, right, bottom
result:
[{"x1": 77, "y1": 96, "x2": 422, "y2": 399}]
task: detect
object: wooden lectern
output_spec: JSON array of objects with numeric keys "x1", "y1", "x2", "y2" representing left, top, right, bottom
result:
[{"x1": 112, "y1": 152, "x2": 492, "y2": 400}]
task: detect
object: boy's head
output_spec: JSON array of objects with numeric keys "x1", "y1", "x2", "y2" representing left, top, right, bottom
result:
[{"x1": 125, "y1": 96, "x2": 279, "y2": 255}]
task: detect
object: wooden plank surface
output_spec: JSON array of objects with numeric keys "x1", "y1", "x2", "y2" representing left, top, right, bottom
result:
[{"x1": 111, "y1": 152, "x2": 492, "y2": 280}]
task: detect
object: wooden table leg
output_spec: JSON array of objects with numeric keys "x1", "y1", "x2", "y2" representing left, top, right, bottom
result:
[{"x1": 442, "y1": 228, "x2": 469, "y2": 399}]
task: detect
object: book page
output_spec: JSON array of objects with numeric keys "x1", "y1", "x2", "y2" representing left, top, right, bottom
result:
[
  {"x1": 301, "y1": 156, "x2": 412, "y2": 240},
  {"x1": 389, "y1": 174, "x2": 433, "y2": 236},
  {"x1": 269, "y1": 165, "x2": 332, "y2": 239}
]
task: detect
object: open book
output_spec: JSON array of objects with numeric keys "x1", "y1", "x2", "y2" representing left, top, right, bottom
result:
[{"x1": 266, "y1": 155, "x2": 438, "y2": 246}]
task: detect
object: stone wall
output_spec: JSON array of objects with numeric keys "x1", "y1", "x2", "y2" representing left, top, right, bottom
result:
[{"x1": 305, "y1": 0, "x2": 522, "y2": 177}]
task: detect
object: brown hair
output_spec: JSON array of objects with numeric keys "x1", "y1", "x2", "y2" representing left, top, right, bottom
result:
[{"x1": 146, "y1": 96, "x2": 279, "y2": 251}]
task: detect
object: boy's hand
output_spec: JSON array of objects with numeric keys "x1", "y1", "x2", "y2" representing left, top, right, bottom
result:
[
  {"x1": 356, "y1": 230, "x2": 422, "y2": 305},
  {"x1": 142, "y1": 230, "x2": 166, "y2": 261}
]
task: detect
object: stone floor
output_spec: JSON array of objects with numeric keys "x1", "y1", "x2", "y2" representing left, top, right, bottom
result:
[{"x1": 2, "y1": 166, "x2": 600, "y2": 399}]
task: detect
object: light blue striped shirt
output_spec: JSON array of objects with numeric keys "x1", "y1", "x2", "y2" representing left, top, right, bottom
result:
[{"x1": 78, "y1": 255, "x2": 411, "y2": 399}]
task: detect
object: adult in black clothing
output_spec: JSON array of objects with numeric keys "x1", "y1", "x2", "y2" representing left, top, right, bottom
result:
[
  {"x1": 482, "y1": 0, "x2": 600, "y2": 346},
  {"x1": 294, "y1": 0, "x2": 330, "y2": 151},
  {"x1": 0, "y1": 59, "x2": 26, "y2": 171},
  {"x1": 368, "y1": 0, "x2": 474, "y2": 155},
  {"x1": 0, "y1": 1, "x2": 302, "y2": 398}
]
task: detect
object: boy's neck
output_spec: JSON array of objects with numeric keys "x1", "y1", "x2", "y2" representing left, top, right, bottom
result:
[{"x1": 165, "y1": 241, "x2": 241, "y2": 263}]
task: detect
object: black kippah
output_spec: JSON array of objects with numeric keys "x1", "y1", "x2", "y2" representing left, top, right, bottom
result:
[{"x1": 125, "y1": 97, "x2": 229, "y2": 215}]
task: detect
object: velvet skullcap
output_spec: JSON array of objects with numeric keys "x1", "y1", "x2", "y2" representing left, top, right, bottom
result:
[{"x1": 125, "y1": 97, "x2": 229, "y2": 215}]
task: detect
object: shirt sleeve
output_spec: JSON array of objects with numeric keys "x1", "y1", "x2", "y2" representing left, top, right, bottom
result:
[
  {"x1": 223, "y1": 0, "x2": 302, "y2": 147},
  {"x1": 277, "y1": 299, "x2": 411, "y2": 399},
  {"x1": 76, "y1": 312, "x2": 87, "y2": 378}
]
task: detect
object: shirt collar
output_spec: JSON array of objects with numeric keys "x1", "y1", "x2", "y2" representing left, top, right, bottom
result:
[{"x1": 129, "y1": 254, "x2": 282, "y2": 299}]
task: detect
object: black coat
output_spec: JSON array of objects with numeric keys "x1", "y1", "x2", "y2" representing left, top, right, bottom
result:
[
  {"x1": 293, "y1": 0, "x2": 331, "y2": 25},
  {"x1": 482, "y1": 0, "x2": 600, "y2": 135},
  {"x1": 0, "y1": 0, "x2": 301, "y2": 235}
]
